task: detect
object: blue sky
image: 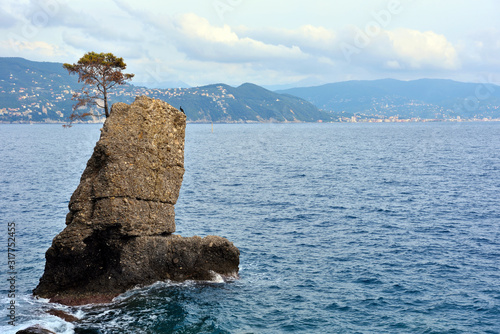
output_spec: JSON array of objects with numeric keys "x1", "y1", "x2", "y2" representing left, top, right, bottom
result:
[{"x1": 1, "y1": 0, "x2": 500, "y2": 88}]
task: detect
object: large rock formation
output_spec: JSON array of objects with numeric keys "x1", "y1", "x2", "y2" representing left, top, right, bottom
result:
[{"x1": 34, "y1": 96, "x2": 239, "y2": 305}]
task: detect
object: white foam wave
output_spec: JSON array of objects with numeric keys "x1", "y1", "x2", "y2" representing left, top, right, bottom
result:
[
  {"x1": 1, "y1": 317, "x2": 75, "y2": 334},
  {"x1": 0, "y1": 293, "x2": 79, "y2": 334},
  {"x1": 208, "y1": 270, "x2": 225, "y2": 283}
]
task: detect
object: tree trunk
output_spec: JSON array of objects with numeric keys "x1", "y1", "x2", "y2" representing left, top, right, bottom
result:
[{"x1": 103, "y1": 86, "x2": 109, "y2": 118}]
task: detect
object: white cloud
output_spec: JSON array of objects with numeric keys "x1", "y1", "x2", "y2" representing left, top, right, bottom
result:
[
  {"x1": 229, "y1": 24, "x2": 462, "y2": 77},
  {"x1": 385, "y1": 29, "x2": 460, "y2": 70},
  {"x1": 236, "y1": 25, "x2": 338, "y2": 55},
  {"x1": 169, "y1": 13, "x2": 308, "y2": 63},
  {"x1": 336, "y1": 26, "x2": 461, "y2": 74},
  {"x1": 176, "y1": 13, "x2": 238, "y2": 44},
  {"x1": 0, "y1": 39, "x2": 65, "y2": 59}
]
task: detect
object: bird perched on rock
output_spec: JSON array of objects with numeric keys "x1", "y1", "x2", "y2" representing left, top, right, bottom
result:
[{"x1": 179, "y1": 106, "x2": 185, "y2": 114}]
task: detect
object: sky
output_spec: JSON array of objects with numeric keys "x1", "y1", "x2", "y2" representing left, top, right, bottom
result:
[{"x1": 1, "y1": 0, "x2": 500, "y2": 88}]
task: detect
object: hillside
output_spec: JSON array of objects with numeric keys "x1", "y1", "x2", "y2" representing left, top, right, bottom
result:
[
  {"x1": 142, "y1": 82, "x2": 325, "y2": 123},
  {"x1": 0, "y1": 57, "x2": 81, "y2": 122},
  {"x1": 278, "y1": 79, "x2": 500, "y2": 120},
  {"x1": 0, "y1": 57, "x2": 328, "y2": 123}
]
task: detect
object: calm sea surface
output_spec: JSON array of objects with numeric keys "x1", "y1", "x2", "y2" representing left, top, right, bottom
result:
[{"x1": 1, "y1": 122, "x2": 499, "y2": 333}]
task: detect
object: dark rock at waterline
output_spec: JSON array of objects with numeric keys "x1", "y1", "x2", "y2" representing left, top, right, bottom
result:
[
  {"x1": 41, "y1": 234, "x2": 239, "y2": 306},
  {"x1": 33, "y1": 96, "x2": 239, "y2": 305},
  {"x1": 46, "y1": 309, "x2": 79, "y2": 322},
  {"x1": 16, "y1": 325, "x2": 56, "y2": 334}
]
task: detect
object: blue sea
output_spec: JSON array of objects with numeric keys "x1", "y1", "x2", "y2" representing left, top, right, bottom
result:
[{"x1": 1, "y1": 122, "x2": 499, "y2": 333}]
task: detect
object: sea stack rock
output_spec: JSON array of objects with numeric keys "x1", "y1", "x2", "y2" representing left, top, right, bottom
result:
[{"x1": 34, "y1": 96, "x2": 239, "y2": 305}]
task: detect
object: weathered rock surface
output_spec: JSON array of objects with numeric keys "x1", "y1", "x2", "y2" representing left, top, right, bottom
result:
[{"x1": 34, "y1": 96, "x2": 239, "y2": 305}]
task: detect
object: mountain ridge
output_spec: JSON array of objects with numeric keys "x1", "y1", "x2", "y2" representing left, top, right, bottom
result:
[{"x1": 278, "y1": 78, "x2": 500, "y2": 120}]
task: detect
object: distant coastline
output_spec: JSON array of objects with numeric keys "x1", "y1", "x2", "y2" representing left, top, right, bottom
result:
[{"x1": 2, "y1": 118, "x2": 500, "y2": 125}]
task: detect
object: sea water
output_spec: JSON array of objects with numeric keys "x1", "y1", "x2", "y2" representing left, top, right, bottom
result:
[{"x1": 0, "y1": 122, "x2": 499, "y2": 333}]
